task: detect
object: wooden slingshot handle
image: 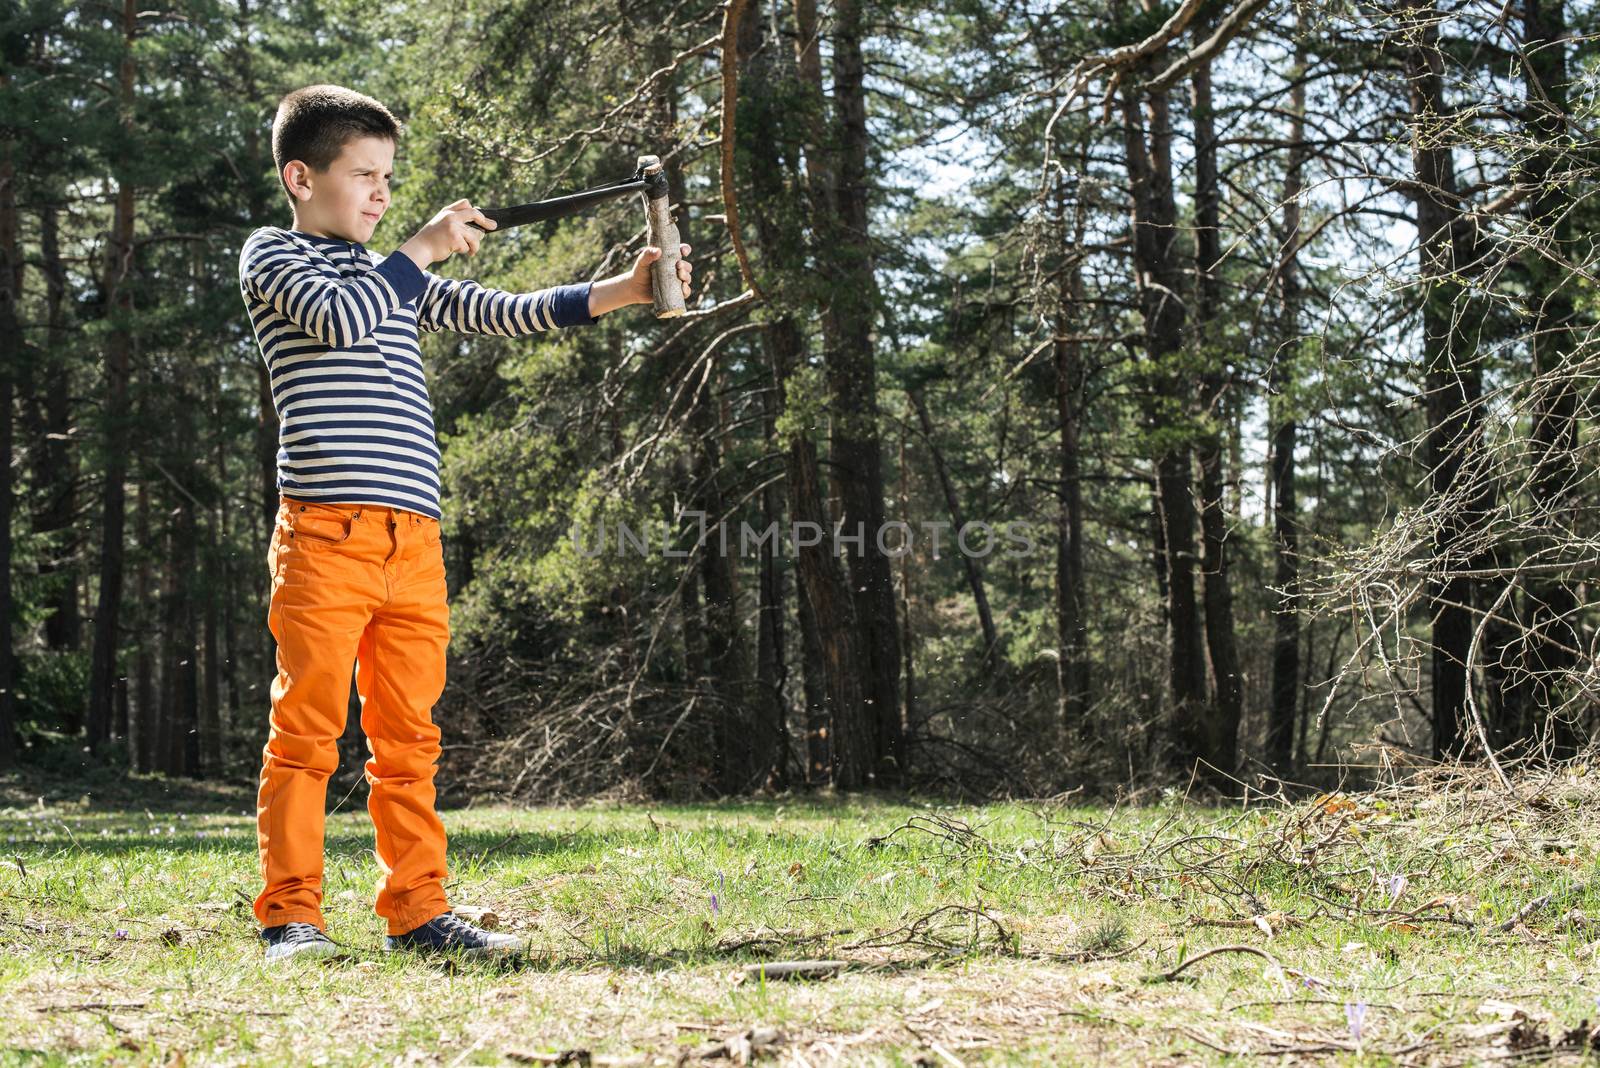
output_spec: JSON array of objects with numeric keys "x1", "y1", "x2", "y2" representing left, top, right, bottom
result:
[{"x1": 638, "y1": 155, "x2": 686, "y2": 320}]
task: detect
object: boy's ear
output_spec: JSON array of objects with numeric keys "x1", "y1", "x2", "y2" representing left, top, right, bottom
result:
[{"x1": 283, "y1": 161, "x2": 314, "y2": 202}]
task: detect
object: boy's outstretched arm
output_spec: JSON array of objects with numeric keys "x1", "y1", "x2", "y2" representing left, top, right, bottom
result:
[{"x1": 416, "y1": 272, "x2": 598, "y2": 335}]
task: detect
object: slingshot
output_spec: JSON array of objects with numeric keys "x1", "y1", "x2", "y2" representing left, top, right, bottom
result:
[{"x1": 472, "y1": 154, "x2": 686, "y2": 319}]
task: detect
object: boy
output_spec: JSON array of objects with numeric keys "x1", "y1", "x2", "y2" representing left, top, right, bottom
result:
[{"x1": 239, "y1": 84, "x2": 692, "y2": 960}]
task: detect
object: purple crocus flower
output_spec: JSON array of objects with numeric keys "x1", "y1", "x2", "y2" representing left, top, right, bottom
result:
[
  {"x1": 114, "y1": 929, "x2": 128, "y2": 940},
  {"x1": 710, "y1": 893, "x2": 720, "y2": 915},
  {"x1": 1346, "y1": 1000, "x2": 1367, "y2": 1043},
  {"x1": 1386, "y1": 873, "x2": 1407, "y2": 904}
]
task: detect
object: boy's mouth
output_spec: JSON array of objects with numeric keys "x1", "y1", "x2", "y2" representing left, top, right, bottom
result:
[{"x1": 362, "y1": 211, "x2": 382, "y2": 224}]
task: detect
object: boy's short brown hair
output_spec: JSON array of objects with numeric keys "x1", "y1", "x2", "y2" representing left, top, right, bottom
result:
[{"x1": 271, "y1": 85, "x2": 402, "y2": 201}]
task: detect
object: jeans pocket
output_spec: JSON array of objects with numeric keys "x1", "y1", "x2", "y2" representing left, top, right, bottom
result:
[{"x1": 289, "y1": 511, "x2": 352, "y2": 549}]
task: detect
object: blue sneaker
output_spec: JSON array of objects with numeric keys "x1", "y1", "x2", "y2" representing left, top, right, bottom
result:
[
  {"x1": 261, "y1": 921, "x2": 340, "y2": 961},
  {"x1": 384, "y1": 912, "x2": 525, "y2": 958}
]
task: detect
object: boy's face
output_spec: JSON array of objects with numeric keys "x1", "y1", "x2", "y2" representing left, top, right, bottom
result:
[{"x1": 287, "y1": 135, "x2": 395, "y2": 243}]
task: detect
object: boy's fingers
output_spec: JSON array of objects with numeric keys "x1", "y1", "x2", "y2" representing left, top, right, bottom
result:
[{"x1": 679, "y1": 243, "x2": 691, "y2": 257}]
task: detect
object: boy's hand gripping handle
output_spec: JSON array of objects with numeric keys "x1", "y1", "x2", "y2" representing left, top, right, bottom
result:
[{"x1": 637, "y1": 155, "x2": 686, "y2": 319}]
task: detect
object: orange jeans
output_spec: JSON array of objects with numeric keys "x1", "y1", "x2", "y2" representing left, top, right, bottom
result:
[{"x1": 255, "y1": 495, "x2": 453, "y2": 935}]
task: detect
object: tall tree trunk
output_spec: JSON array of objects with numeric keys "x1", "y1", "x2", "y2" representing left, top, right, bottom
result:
[
  {"x1": 193, "y1": 326, "x2": 225, "y2": 775},
  {"x1": 793, "y1": 0, "x2": 902, "y2": 785},
  {"x1": 791, "y1": 0, "x2": 832, "y2": 208},
  {"x1": 667, "y1": 31, "x2": 753, "y2": 791},
  {"x1": 746, "y1": 0, "x2": 871, "y2": 788},
  {"x1": 696, "y1": 370, "x2": 752, "y2": 792},
  {"x1": 208, "y1": 367, "x2": 231, "y2": 770},
  {"x1": 156, "y1": 529, "x2": 176, "y2": 774},
  {"x1": 769, "y1": 322, "x2": 870, "y2": 786},
  {"x1": 233, "y1": 0, "x2": 280, "y2": 534},
  {"x1": 1267, "y1": 24, "x2": 1308, "y2": 775},
  {"x1": 677, "y1": 456, "x2": 705, "y2": 689},
  {"x1": 895, "y1": 420, "x2": 918, "y2": 738},
  {"x1": 1119, "y1": 81, "x2": 1209, "y2": 770},
  {"x1": 87, "y1": 0, "x2": 139, "y2": 755},
  {"x1": 202, "y1": 535, "x2": 222, "y2": 773},
  {"x1": 0, "y1": 143, "x2": 18, "y2": 767},
  {"x1": 155, "y1": 429, "x2": 204, "y2": 778},
  {"x1": 223, "y1": 550, "x2": 241, "y2": 723},
  {"x1": 1402, "y1": 0, "x2": 1489, "y2": 760},
  {"x1": 131, "y1": 481, "x2": 156, "y2": 772},
  {"x1": 1190, "y1": 45, "x2": 1242, "y2": 782},
  {"x1": 36, "y1": 202, "x2": 80, "y2": 658},
  {"x1": 1295, "y1": 618, "x2": 1313, "y2": 767},
  {"x1": 756, "y1": 373, "x2": 789, "y2": 791},
  {"x1": 234, "y1": 0, "x2": 280, "y2": 737},
  {"x1": 1052, "y1": 168, "x2": 1091, "y2": 732},
  {"x1": 164, "y1": 451, "x2": 200, "y2": 777},
  {"x1": 908, "y1": 387, "x2": 998, "y2": 666},
  {"x1": 1517, "y1": 0, "x2": 1580, "y2": 755},
  {"x1": 1226, "y1": 388, "x2": 1244, "y2": 521},
  {"x1": 794, "y1": 565, "x2": 831, "y2": 784}
]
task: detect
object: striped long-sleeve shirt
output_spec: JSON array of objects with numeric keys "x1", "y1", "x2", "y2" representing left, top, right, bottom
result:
[{"x1": 239, "y1": 226, "x2": 596, "y2": 519}]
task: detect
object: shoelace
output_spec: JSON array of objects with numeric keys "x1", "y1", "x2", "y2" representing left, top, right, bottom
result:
[
  {"x1": 281, "y1": 922, "x2": 332, "y2": 945},
  {"x1": 430, "y1": 913, "x2": 487, "y2": 943}
]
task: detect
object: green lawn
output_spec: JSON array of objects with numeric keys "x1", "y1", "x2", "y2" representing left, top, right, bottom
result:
[{"x1": 5, "y1": 769, "x2": 1600, "y2": 1065}]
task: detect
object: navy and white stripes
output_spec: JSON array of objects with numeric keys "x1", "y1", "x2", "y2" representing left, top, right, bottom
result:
[{"x1": 239, "y1": 226, "x2": 596, "y2": 519}]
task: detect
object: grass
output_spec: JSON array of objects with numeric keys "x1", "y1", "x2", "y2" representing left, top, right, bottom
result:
[{"x1": 5, "y1": 767, "x2": 1600, "y2": 1065}]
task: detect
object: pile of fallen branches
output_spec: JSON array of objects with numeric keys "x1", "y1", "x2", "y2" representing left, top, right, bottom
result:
[
  {"x1": 862, "y1": 756, "x2": 1600, "y2": 941},
  {"x1": 440, "y1": 650, "x2": 731, "y2": 803}
]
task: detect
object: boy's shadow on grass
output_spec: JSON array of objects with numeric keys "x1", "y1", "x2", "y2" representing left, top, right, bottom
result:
[
  {"x1": 400, "y1": 948, "x2": 979, "y2": 982},
  {"x1": 334, "y1": 942, "x2": 942, "y2": 978}
]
